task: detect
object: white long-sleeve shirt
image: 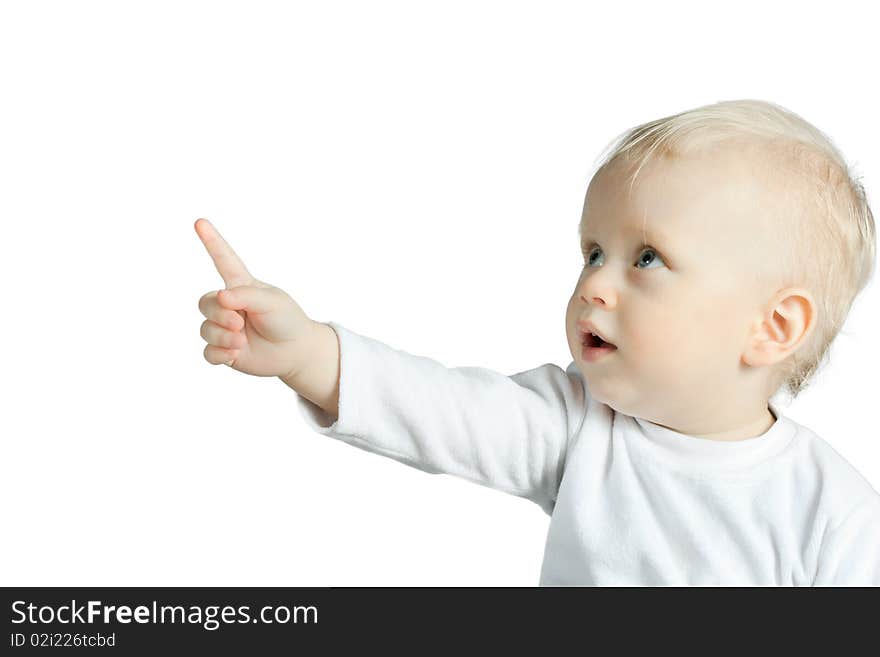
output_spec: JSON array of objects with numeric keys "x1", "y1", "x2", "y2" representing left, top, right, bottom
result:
[{"x1": 294, "y1": 322, "x2": 880, "y2": 586}]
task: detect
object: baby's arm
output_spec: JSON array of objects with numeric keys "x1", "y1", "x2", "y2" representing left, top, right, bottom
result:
[
  {"x1": 283, "y1": 321, "x2": 588, "y2": 514},
  {"x1": 195, "y1": 218, "x2": 587, "y2": 514}
]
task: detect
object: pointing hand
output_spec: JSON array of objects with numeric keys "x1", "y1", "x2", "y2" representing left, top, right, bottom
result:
[{"x1": 194, "y1": 218, "x2": 316, "y2": 379}]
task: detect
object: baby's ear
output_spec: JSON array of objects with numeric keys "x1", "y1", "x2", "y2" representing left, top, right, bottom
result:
[{"x1": 741, "y1": 287, "x2": 816, "y2": 368}]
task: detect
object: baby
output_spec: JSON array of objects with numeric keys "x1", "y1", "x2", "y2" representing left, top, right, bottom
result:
[{"x1": 195, "y1": 99, "x2": 879, "y2": 586}]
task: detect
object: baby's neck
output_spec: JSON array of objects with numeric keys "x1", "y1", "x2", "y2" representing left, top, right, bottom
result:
[{"x1": 655, "y1": 406, "x2": 777, "y2": 442}]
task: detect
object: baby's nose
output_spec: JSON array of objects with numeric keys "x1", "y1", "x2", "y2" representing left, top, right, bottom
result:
[{"x1": 581, "y1": 292, "x2": 615, "y2": 308}]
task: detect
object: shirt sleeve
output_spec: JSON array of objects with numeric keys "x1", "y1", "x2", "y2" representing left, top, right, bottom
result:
[
  {"x1": 812, "y1": 495, "x2": 880, "y2": 586},
  {"x1": 294, "y1": 321, "x2": 589, "y2": 515}
]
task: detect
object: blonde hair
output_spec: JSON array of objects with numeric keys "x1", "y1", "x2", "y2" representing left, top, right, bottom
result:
[{"x1": 589, "y1": 99, "x2": 875, "y2": 399}]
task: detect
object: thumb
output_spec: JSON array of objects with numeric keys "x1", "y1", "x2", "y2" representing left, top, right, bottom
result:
[{"x1": 217, "y1": 285, "x2": 278, "y2": 314}]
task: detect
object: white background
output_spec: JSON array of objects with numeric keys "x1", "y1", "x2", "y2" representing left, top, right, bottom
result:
[{"x1": 1, "y1": 0, "x2": 877, "y2": 586}]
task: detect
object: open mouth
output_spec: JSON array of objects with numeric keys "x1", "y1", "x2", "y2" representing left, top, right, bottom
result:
[{"x1": 582, "y1": 331, "x2": 616, "y2": 350}]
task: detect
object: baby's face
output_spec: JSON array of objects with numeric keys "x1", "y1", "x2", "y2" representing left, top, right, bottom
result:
[{"x1": 565, "y1": 148, "x2": 783, "y2": 424}]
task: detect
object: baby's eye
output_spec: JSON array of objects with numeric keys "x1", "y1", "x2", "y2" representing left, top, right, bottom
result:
[
  {"x1": 583, "y1": 246, "x2": 666, "y2": 270},
  {"x1": 635, "y1": 247, "x2": 665, "y2": 269}
]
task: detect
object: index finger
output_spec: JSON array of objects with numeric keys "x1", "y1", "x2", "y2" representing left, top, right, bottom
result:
[{"x1": 194, "y1": 218, "x2": 255, "y2": 288}]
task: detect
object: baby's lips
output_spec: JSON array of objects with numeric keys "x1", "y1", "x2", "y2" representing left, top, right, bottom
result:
[
  {"x1": 576, "y1": 319, "x2": 615, "y2": 344},
  {"x1": 578, "y1": 325, "x2": 617, "y2": 348}
]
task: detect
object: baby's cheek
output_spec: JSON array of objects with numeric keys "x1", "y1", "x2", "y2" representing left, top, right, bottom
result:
[
  {"x1": 627, "y1": 321, "x2": 666, "y2": 355},
  {"x1": 627, "y1": 311, "x2": 687, "y2": 377}
]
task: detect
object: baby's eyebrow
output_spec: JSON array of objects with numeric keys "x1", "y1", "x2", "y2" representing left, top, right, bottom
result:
[{"x1": 580, "y1": 224, "x2": 671, "y2": 246}]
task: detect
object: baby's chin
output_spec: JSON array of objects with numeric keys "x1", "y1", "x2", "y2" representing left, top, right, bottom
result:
[{"x1": 577, "y1": 367, "x2": 639, "y2": 417}]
